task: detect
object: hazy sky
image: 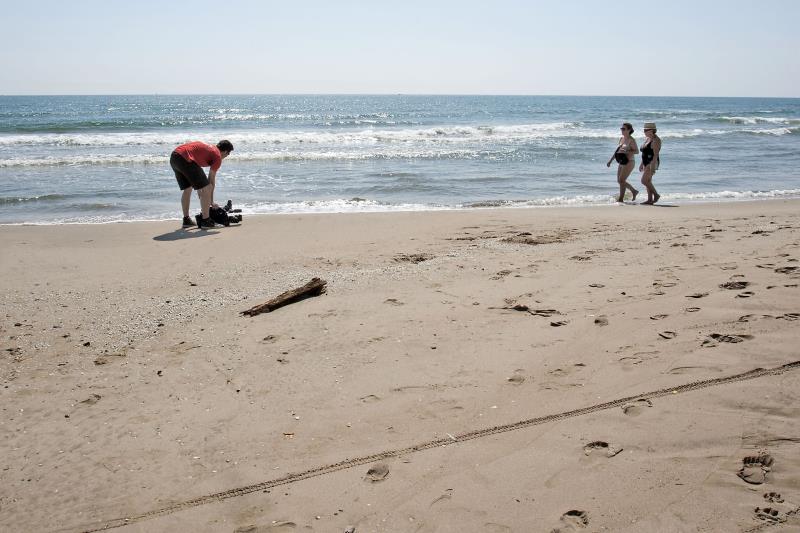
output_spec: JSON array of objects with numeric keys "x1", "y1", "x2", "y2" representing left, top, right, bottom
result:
[{"x1": 2, "y1": 0, "x2": 798, "y2": 97}]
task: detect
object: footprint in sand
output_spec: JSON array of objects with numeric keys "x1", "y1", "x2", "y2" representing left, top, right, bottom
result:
[
  {"x1": 658, "y1": 331, "x2": 677, "y2": 339},
  {"x1": 483, "y1": 523, "x2": 513, "y2": 533},
  {"x1": 650, "y1": 314, "x2": 669, "y2": 320},
  {"x1": 583, "y1": 441, "x2": 622, "y2": 458},
  {"x1": 550, "y1": 320, "x2": 569, "y2": 327},
  {"x1": 736, "y1": 291, "x2": 755, "y2": 298},
  {"x1": 622, "y1": 399, "x2": 652, "y2": 416},
  {"x1": 429, "y1": 489, "x2": 454, "y2": 507},
  {"x1": 359, "y1": 394, "x2": 381, "y2": 403},
  {"x1": 668, "y1": 365, "x2": 721, "y2": 374},
  {"x1": 777, "y1": 313, "x2": 800, "y2": 321},
  {"x1": 548, "y1": 364, "x2": 586, "y2": 377},
  {"x1": 686, "y1": 292, "x2": 709, "y2": 299},
  {"x1": 503, "y1": 231, "x2": 570, "y2": 246},
  {"x1": 754, "y1": 507, "x2": 787, "y2": 523},
  {"x1": 365, "y1": 463, "x2": 390, "y2": 483},
  {"x1": 79, "y1": 393, "x2": 102, "y2": 406},
  {"x1": 775, "y1": 266, "x2": 799, "y2": 274},
  {"x1": 588, "y1": 283, "x2": 605, "y2": 288},
  {"x1": 394, "y1": 253, "x2": 434, "y2": 263},
  {"x1": 507, "y1": 370, "x2": 526, "y2": 385},
  {"x1": 738, "y1": 454, "x2": 774, "y2": 485},
  {"x1": 491, "y1": 269, "x2": 513, "y2": 280},
  {"x1": 234, "y1": 522, "x2": 297, "y2": 532},
  {"x1": 593, "y1": 315, "x2": 609, "y2": 326},
  {"x1": 764, "y1": 492, "x2": 785, "y2": 503},
  {"x1": 551, "y1": 510, "x2": 589, "y2": 532},
  {"x1": 720, "y1": 281, "x2": 750, "y2": 290},
  {"x1": 93, "y1": 353, "x2": 126, "y2": 365},
  {"x1": 702, "y1": 333, "x2": 754, "y2": 347}
]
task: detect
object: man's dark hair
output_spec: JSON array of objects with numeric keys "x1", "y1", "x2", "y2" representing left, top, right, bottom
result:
[{"x1": 217, "y1": 140, "x2": 234, "y2": 153}]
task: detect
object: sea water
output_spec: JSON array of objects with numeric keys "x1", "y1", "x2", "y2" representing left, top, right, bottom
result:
[{"x1": 1, "y1": 94, "x2": 799, "y2": 224}]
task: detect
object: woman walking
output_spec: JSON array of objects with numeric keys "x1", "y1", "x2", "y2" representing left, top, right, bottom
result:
[
  {"x1": 640, "y1": 122, "x2": 661, "y2": 204},
  {"x1": 606, "y1": 122, "x2": 639, "y2": 202}
]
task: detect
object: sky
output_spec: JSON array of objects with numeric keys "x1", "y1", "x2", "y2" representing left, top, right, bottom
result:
[{"x1": 1, "y1": 0, "x2": 798, "y2": 97}]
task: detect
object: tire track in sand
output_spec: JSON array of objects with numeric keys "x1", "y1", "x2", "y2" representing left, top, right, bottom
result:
[{"x1": 75, "y1": 360, "x2": 800, "y2": 533}]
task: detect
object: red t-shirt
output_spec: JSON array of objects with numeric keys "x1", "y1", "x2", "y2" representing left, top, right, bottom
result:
[{"x1": 175, "y1": 142, "x2": 222, "y2": 171}]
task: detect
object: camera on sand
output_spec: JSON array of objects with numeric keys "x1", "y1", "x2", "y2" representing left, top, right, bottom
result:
[{"x1": 209, "y1": 200, "x2": 243, "y2": 226}]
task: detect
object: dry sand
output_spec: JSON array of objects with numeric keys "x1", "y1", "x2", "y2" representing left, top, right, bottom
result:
[{"x1": 1, "y1": 200, "x2": 800, "y2": 532}]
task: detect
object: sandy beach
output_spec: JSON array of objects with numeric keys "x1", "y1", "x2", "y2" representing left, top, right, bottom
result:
[{"x1": 1, "y1": 200, "x2": 800, "y2": 532}]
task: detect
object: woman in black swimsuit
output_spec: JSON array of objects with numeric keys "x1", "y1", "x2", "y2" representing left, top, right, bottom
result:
[
  {"x1": 606, "y1": 122, "x2": 639, "y2": 203},
  {"x1": 640, "y1": 122, "x2": 662, "y2": 204}
]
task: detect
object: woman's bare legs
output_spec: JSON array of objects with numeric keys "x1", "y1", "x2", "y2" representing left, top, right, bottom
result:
[
  {"x1": 640, "y1": 167, "x2": 660, "y2": 204},
  {"x1": 617, "y1": 162, "x2": 638, "y2": 202}
]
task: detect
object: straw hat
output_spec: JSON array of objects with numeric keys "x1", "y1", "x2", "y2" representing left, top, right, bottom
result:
[{"x1": 643, "y1": 122, "x2": 657, "y2": 131}]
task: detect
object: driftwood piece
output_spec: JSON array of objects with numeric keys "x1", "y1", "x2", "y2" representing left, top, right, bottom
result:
[{"x1": 242, "y1": 278, "x2": 327, "y2": 317}]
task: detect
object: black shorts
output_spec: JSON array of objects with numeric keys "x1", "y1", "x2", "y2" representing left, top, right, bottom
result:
[{"x1": 170, "y1": 151, "x2": 209, "y2": 190}]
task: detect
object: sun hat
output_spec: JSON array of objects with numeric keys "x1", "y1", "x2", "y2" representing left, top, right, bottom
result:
[{"x1": 643, "y1": 122, "x2": 657, "y2": 130}]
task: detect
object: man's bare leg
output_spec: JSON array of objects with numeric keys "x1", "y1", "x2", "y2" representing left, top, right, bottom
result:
[
  {"x1": 197, "y1": 185, "x2": 211, "y2": 219},
  {"x1": 181, "y1": 188, "x2": 192, "y2": 217}
]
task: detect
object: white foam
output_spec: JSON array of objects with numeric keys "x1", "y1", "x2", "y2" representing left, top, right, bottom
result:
[
  {"x1": 5, "y1": 188, "x2": 799, "y2": 225},
  {"x1": 664, "y1": 189, "x2": 800, "y2": 200},
  {"x1": 0, "y1": 154, "x2": 169, "y2": 167},
  {"x1": 0, "y1": 122, "x2": 588, "y2": 147},
  {"x1": 244, "y1": 198, "x2": 448, "y2": 214},
  {"x1": 2, "y1": 119, "x2": 796, "y2": 152},
  {"x1": 719, "y1": 116, "x2": 800, "y2": 125},
  {"x1": 463, "y1": 194, "x2": 618, "y2": 208},
  {"x1": 0, "y1": 148, "x2": 510, "y2": 167}
]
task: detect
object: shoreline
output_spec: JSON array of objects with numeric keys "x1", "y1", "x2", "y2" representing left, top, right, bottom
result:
[
  {"x1": 2, "y1": 194, "x2": 800, "y2": 227},
  {"x1": 2, "y1": 198, "x2": 799, "y2": 531}
]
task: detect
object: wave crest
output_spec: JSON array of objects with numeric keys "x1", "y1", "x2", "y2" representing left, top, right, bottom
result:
[
  {"x1": 718, "y1": 116, "x2": 800, "y2": 125},
  {"x1": 0, "y1": 194, "x2": 68, "y2": 204}
]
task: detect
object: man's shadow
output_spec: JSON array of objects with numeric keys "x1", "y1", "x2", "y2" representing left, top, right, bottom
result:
[{"x1": 153, "y1": 228, "x2": 218, "y2": 241}]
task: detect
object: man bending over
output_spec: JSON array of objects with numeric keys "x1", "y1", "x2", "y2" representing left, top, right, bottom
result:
[{"x1": 170, "y1": 139, "x2": 234, "y2": 228}]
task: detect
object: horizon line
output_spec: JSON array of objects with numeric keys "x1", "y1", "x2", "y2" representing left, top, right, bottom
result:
[{"x1": 1, "y1": 92, "x2": 799, "y2": 99}]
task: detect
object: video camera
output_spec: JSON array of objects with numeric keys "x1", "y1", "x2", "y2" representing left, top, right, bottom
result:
[{"x1": 209, "y1": 200, "x2": 243, "y2": 226}]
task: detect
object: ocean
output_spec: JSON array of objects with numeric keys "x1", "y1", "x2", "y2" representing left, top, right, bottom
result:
[{"x1": 1, "y1": 94, "x2": 799, "y2": 224}]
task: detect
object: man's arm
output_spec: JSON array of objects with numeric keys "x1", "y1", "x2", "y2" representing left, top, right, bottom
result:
[{"x1": 208, "y1": 169, "x2": 217, "y2": 206}]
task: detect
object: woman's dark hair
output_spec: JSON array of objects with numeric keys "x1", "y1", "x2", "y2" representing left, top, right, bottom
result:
[
  {"x1": 217, "y1": 140, "x2": 234, "y2": 153},
  {"x1": 622, "y1": 122, "x2": 634, "y2": 134}
]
